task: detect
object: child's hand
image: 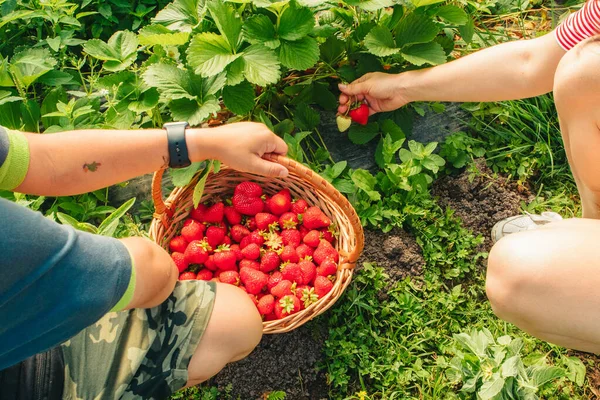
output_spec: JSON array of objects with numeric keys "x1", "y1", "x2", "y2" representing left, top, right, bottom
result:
[
  {"x1": 191, "y1": 122, "x2": 289, "y2": 178},
  {"x1": 337, "y1": 72, "x2": 411, "y2": 116}
]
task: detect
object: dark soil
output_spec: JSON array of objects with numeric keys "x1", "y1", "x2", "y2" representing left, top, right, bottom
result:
[
  {"x1": 432, "y1": 160, "x2": 533, "y2": 250},
  {"x1": 359, "y1": 228, "x2": 424, "y2": 285},
  {"x1": 570, "y1": 351, "x2": 600, "y2": 399},
  {"x1": 211, "y1": 322, "x2": 330, "y2": 400}
]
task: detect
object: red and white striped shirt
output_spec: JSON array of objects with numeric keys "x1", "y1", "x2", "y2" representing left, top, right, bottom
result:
[{"x1": 555, "y1": 0, "x2": 600, "y2": 51}]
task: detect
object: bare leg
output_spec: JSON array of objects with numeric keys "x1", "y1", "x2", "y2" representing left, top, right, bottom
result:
[
  {"x1": 184, "y1": 283, "x2": 263, "y2": 386},
  {"x1": 486, "y1": 36, "x2": 600, "y2": 353}
]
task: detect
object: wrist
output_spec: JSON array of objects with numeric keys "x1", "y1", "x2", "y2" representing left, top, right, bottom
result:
[
  {"x1": 186, "y1": 128, "x2": 220, "y2": 163},
  {"x1": 396, "y1": 70, "x2": 421, "y2": 104}
]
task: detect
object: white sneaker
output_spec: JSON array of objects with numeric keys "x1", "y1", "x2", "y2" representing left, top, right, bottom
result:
[{"x1": 491, "y1": 211, "x2": 563, "y2": 244}]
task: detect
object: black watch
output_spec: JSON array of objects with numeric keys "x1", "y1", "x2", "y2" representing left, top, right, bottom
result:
[{"x1": 164, "y1": 121, "x2": 191, "y2": 169}]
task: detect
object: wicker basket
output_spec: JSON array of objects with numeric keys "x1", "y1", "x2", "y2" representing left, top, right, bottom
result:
[{"x1": 149, "y1": 154, "x2": 364, "y2": 334}]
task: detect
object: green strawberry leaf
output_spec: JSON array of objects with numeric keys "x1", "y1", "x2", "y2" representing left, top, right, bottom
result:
[
  {"x1": 170, "y1": 97, "x2": 221, "y2": 125},
  {"x1": 365, "y1": 26, "x2": 400, "y2": 57},
  {"x1": 293, "y1": 103, "x2": 320, "y2": 131},
  {"x1": 98, "y1": 198, "x2": 136, "y2": 237},
  {"x1": 226, "y1": 57, "x2": 246, "y2": 86},
  {"x1": 278, "y1": 1, "x2": 314, "y2": 41},
  {"x1": 192, "y1": 160, "x2": 214, "y2": 208},
  {"x1": 138, "y1": 25, "x2": 190, "y2": 46},
  {"x1": 458, "y1": 18, "x2": 475, "y2": 43},
  {"x1": 411, "y1": 0, "x2": 444, "y2": 7},
  {"x1": 10, "y1": 48, "x2": 57, "y2": 88},
  {"x1": 395, "y1": 13, "x2": 440, "y2": 48},
  {"x1": 84, "y1": 31, "x2": 138, "y2": 72},
  {"x1": 153, "y1": 0, "x2": 206, "y2": 32},
  {"x1": 241, "y1": 44, "x2": 280, "y2": 86},
  {"x1": 348, "y1": 122, "x2": 379, "y2": 145},
  {"x1": 127, "y1": 88, "x2": 160, "y2": 113},
  {"x1": 344, "y1": 0, "x2": 394, "y2": 11},
  {"x1": 143, "y1": 63, "x2": 196, "y2": 101},
  {"x1": 223, "y1": 80, "x2": 255, "y2": 115},
  {"x1": 187, "y1": 32, "x2": 241, "y2": 77},
  {"x1": 401, "y1": 42, "x2": 446, "y2": 66},
  {"x1": 207, "y1": 0, "x2": 243, "y2": 50},
  {"x1": 243, "y1": 14, "x2": 279, "y2": 49},
  {"x1": 436, "y1": 5, "x2": 468, "y2": 25},
  {"x1": 278, "y1": 36, "x2": 319, "y2": 70}
]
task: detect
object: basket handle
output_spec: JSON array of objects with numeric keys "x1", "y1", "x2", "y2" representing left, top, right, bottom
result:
[
  {"x1": 151, "y1": 155, "x2": 365, "y2": 264},
  {"x1": 152, "y1": 167, "x2": 171, "y2": 219}
]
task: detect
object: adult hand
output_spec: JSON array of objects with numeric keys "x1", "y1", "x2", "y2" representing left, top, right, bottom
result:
[
  {"x1": 337, "y1": 72, "x2": 411, "y2": 116},
  {"x1": 191, "y1": 122, "x2": 289, "y2": 178}
]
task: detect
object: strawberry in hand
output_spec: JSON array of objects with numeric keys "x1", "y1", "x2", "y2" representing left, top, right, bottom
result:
[{"x1": 349, "y1": 103, "x2": 369, "y2": 126}]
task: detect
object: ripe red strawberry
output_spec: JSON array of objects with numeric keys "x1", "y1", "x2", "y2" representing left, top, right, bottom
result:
[
  {"x1": 255, "y1": 213, "x2": 279, "y2": 231},
  {"x1": 275, "y1": 295, "x2": 301, "y2": 318},
  {"x1": 190, "y1": 204, "x2": 207, "y2": 222},
  {"x1": 302, "y1": 207, "x2": 331, "y2": 230},
  {"x1": 248, "y1": 231, "x2": 265, "y2": 247},
  {"x1": 298, "y1": 286, "x2": 319, "y2": 308},
  {"x1": 313, "y1": 240, "x2": 339, "y2": 265},
  {"x1": 171, "y1": 252, "x2": 188, "y2": 273},
  {"x1": 298, "y1": 259, "x2": 317, "y2": 285},
  {"x1": 270, "y1": 280, "x2": 294, "y2": 298},
  {"x1": 295, "y1": 284, "x2": 310, "y2": 300},
  {"x1": 183, "y1": 218, "x2": 195, "y2": 227},
  {"x1": 239, "y1": 236, "x2": 252, "y2": 249},
  {"x1": 204, "y1": 255, "x2": 217, "y2": 271},
  {"x1": 296, "y1": 244, "x2": 314, "y2": 260},
  {"x1": 169, "y1": 236, "x2": 188, "y2": 253},
  {"x1": 279, "y1": 212, "x2": 299, "y2": 229},
  {"x1": 257, "y1": 294, "x2": 275, "y2": 315},
  {"x1": 260, "y1": 251, "x2": 280, "y2": 273},
  {"x1": 246, "y1": 217, "x2": 258, "y2": 231},
  {"x1": 281, "y1": 229, "x2": 301, "y2": 247},
  {"x1": 299, "y1": 225, "x2": 310, "y2": 239},
  {"x1": 196, "y1": 269, "x2": 213, "y2": 281},
  {"x1": 239, "y1": 267, "x2": 268, "y2": 295},
  {"x1": 239, "y1": 259, "x2": 260, "y2": 270},
  {"x1": 224, "y1": 206, "x2": 242, "y2": 225},
  {"x1": 233, "y1": 194, "x2": 264, "y2": 216},
  {"x1": 280, "y1": 245, "x2": 299, "y2": 263},
  {"x1": 201, "y1": 202, "x2": 225, "y2": 223},
  {"x1": 184, "y1": 240, "x2": 210, "y2": 265},
  {"x1": 230, "y1": 244, "x2": 243, "y2": 261},
  {"x1": 206, "y1": 225, "x2": 226, "y2": 248},
  {"x1": 263, "y1": 196, "x2": 272, "y2": 213},
  {"x1": 314, "y1": 276, "x2": 334, "y2": 298},
  {"x1": 268, "y1": 193, "x2": 291, "y2": 216},
  {"x1": 241, "y1": 243, "x2": 260, "y2": 260},
  {"x1": 222, "y1": 236, "x2": 232, "y2": 245},
  {"x1": 349, "y1": 103, "x2": 369, "y2": 125},
  {"x1": 317, "y1": 259, "x2": 338, "y2": 277},
  {"x1": 281, "y1": 262, "x2": 303, "y2": 284},
  {"x1": 264, "y1": 313, "x2": 277, "y2": 321},
  {"x1": 268, "y1": 271, "x2": 284, "y2": 290},
  {"x1": 303, "y1": 230, "x2": 321, "y2": 248},
  {"x1": 214, "y1": 246, "x2": 237, "y2": 271},
  {"x1": 219, "y1": 270, "x2": 240, "y2": 286},
  {"x1": 181, "y1": 220, "x2": 205, "y2": 243},
  {"x1": 279, "y1": 188, "x2": 292, "y2": 201},
  {"x1": 235, "y1": 181, "x2": 263, "y2": 198},
  {"x1": 291, "y1": 199, "x2": 308, "y2": 214},
  {"x1": 321, "y1": 228, "x2": 335, "y2": 243},
  {"x1": 231, "y1": 224, "x2": 251, "y2": 243},
  {"x1": 263, "y1": 230, "x2": 283, "y2": 251},
  {"x1": 179, "y1": 271, "x2": 197, "y2": 280}
]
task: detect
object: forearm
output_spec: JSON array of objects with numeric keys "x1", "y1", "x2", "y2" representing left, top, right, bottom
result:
[
  {"x1": 400, "y1": 33, "x2": 565, "y2": 103},
  {"x1": 16, "y1": 128, "x2": 213, "y2": 196}
]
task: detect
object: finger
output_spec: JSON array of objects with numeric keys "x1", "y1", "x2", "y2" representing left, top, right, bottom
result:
[
  {"x1": 339, "y1": 93, "x2": 349, "y2": 105},
  {"x1": 250, "y1": 157, "x2": 289, "y2": 178},
  {"x1": 270, "y1": 134, "x2": 288, "y2": 155},
  {"x1": 338, "y1": 104, "x2": 348, "y2": 114}
]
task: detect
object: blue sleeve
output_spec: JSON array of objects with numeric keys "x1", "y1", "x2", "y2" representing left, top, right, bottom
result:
[{"x1": 0, "y1": 198, "x2": 133, "y2": 370}]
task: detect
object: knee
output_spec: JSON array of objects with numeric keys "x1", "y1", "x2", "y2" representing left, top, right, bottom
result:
[
  {"x1": 554, "y1": 36, "x2": 600, "y2": 100},
  {"x1": 215, "y1": 283, "x2": 263, "y2": 361},
  {"x1": 486, "y1": 234, "x2": 532, "y2": 323}
]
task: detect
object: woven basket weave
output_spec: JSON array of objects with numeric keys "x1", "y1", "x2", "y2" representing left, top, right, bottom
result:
[{"x1": 149, "y1": 154, "x2": 364, "y2": 334}]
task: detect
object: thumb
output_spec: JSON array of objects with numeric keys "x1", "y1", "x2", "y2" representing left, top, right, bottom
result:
[{"x1": 249, "y1": 156, "x2": 289, "y2": 178}]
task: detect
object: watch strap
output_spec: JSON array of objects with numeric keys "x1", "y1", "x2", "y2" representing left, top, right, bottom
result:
[{"x1": 164, "y1": 122, "x2": 191, "y2": 169}]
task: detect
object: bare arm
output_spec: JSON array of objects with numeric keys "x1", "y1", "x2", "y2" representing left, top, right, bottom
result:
[
  {"x1": 15, "y1": 122, "x2": 288, "y2": 196},
  {"x1": 338, "y1": 31, "x2": 567, "y2": 114}
]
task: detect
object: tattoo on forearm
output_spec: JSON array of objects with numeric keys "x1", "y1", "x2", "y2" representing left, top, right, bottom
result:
[{"x1": 83, "y1": 161, "x2": 102, "y2": 172}]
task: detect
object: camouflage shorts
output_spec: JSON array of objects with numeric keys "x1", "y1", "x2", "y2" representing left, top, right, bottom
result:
[{"x1": 60, "y1": 280, "x2": 216, "y2": 400}]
